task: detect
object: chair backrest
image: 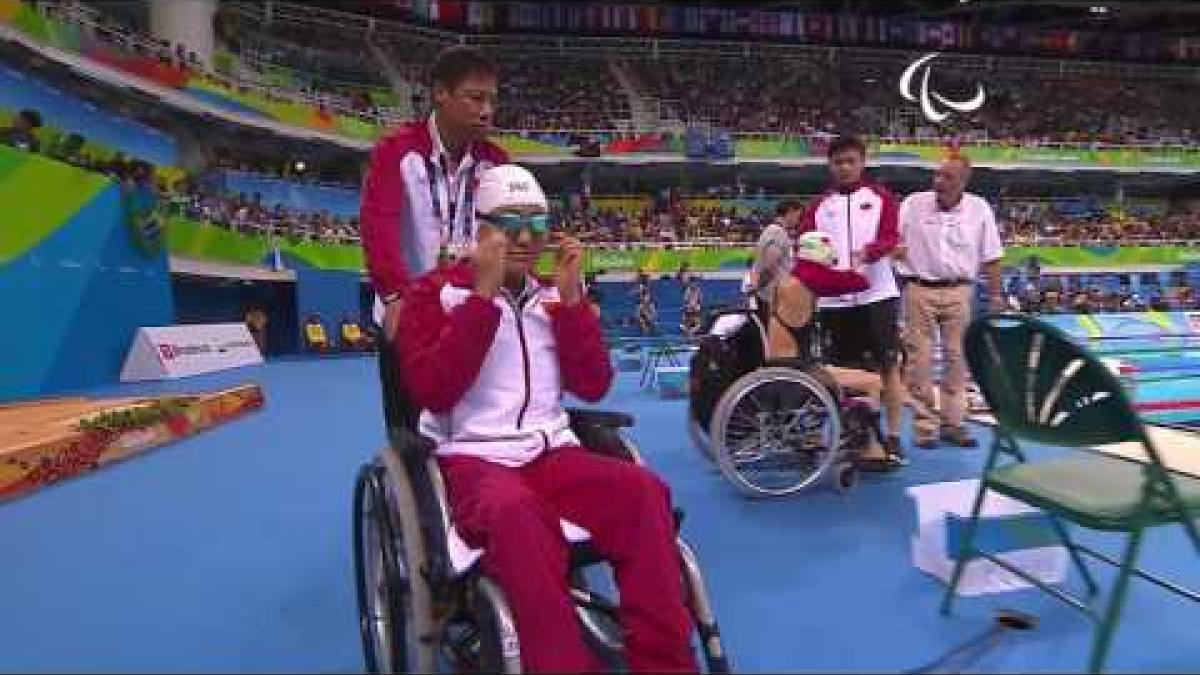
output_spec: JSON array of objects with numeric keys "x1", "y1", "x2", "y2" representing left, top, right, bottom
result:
[
  {"x1": 964, "y1": 313, "x2": 1142, "y2": 447},
  {"x1": 305, "y1": 319, "x2": 326, "y2": 343}
]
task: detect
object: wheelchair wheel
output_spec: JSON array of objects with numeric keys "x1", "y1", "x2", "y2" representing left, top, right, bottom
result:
[
  {"x1": 353, "y1": 458, "x2": 437, "y2": 673},
  {"x1": 710, "y1": 367, "x2": 842, "y2": 498},
  {"x1": 470, "y1": 576, "x2": 523, "y2": 674}
]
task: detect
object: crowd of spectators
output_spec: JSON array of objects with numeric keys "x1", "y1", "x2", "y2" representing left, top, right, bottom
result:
[
  {"x1": 0, "y1": 106, "x2": 360, "y2": 246},
  {"x1": 553, "y1": 203, "x2": 771, "y2": 246},
  {"x1": 6, "y1": 95, "x2": 1200, "y2": 255},
  {"x1": 165, "y1": 184, "x2": 362, "y2": 246},
  {"x1": 207, "y1": 7, "x2": 1200, "y2": 145},
  {"x1": 496, "y1": 57, "x2": 630, "y2": 130},
  {"x1": 1001, "y1": 200, "x2": 1200, "y2": 244},
  {"x1": 627, "y1": 55, "x2": 1200, "y2": 145},
  {"x1": 630, "y1": 56, "x2": 845, "y2": 134},
  {"x1": 548, "y1": 192, "x2": 1200, "y2": 249},
  {"x1": 38, "y1": 0, "x2": 1200, "y2": 146}
]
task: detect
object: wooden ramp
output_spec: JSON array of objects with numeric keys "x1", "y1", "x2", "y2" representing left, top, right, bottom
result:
[{"x1": 0, "y1": 384, "x2": 264, "y2": 503}]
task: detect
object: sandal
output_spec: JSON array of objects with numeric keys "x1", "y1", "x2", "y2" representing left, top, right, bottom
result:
[{"x1": 884, "y1": 436, "x2": 910, "y2": 466}]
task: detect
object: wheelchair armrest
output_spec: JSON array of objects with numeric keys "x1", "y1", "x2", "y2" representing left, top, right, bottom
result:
[
  {"x1": 566, "y1": 407, "x2": 635, "y2": 429},
  {"x1": 567, "y1": 408, "x2": 636, "y2": 461}
]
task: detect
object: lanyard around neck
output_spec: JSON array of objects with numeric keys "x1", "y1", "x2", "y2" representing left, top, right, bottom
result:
[{"x1": 425, "y1": 153, "x2": 476, "y2": 251}]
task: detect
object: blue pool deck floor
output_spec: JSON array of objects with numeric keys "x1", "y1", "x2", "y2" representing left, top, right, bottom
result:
[{"x1": 1, "y1": 356, "x2": 1198, "y2": 672}]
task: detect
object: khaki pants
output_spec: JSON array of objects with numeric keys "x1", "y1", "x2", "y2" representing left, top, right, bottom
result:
[{"x1": 904, "y1": 283, "x2": 972, "y2": 440}]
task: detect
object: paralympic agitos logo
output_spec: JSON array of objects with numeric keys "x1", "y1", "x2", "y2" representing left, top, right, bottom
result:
[{"x1": 899, "y1": 52, "x2": 986, "y2": 124}]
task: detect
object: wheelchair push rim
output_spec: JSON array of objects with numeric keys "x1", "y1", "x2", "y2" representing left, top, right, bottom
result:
[
  {"x1": 353, "y1": 462, "x2": 418, "y2": 673},
  {"x1": 710, "y1": 367, "x2": 843, "y2": 497}
]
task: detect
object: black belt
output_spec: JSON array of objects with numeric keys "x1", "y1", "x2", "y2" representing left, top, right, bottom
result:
[{"x1": 907, "y1": 278, "x2": 973, "y2": 288}]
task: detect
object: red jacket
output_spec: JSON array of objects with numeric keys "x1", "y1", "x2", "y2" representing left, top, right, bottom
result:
[
  {"x1": 397, "y1": 262, "x2": 613, "y2": 466},
  {"x1": 799, "y1": 179, "x2": 900, "y2": 308},
  {"x1": 360, "y1": 120, "x2": 509, "y2": 299}
]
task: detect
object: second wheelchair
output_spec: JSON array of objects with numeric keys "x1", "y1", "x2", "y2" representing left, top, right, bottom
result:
[{"x1": 687, "y1": 306, "x2": 889, "y2": 498}]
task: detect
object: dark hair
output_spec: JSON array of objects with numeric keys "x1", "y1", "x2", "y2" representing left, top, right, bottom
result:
[
  {"x1": 827, "y1": 135, "x2": 866, "y2": 159},
  {"x1": 430, "y1": 46, "x2": 497, "y2": 92},
  {"x1": 775, "y1": 200, "x2": 803, "y2": 217}
]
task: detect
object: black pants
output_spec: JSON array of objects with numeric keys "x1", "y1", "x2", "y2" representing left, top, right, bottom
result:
[{"x1": 818, "y1": 297, "x2": 901, "y2": 373}]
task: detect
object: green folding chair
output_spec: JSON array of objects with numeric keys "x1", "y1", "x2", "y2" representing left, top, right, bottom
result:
[{"x1": 942, "y1": 313, "x2": 1200, "y2": 673}]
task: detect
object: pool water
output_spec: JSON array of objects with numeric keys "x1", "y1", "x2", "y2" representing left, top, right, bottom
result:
[{"x1": 1131, "y1": 376, "x2": 1200, "y2": 426}]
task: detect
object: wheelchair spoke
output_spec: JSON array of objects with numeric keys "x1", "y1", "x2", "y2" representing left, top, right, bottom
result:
[
  {"x1": 727, "y1": 435, "x2": 769, "y2": 463},
  {"x1": 712, "y1": 370, "x2": 844, "y2": 496}
]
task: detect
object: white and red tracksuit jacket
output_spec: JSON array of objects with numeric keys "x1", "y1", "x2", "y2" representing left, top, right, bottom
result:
[
  {"x1": 397, "y1": 262, "x2": 613, "y2": 467},
  {"x1": 360, "y1": 120, "x2": 510, "y2": 300},
  {"x1": 798, "y1": 179, "x2": 901, "y2": 309}
]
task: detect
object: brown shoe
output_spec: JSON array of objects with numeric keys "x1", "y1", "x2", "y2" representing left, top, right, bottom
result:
[{"x1": 940, "y1": 426, "x2": 978, "y2": 448}]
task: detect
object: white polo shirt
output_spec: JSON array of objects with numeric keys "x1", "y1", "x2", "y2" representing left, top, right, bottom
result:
[{"x1": 896, "y1": 191, "x2": 1003, "y2": 282}]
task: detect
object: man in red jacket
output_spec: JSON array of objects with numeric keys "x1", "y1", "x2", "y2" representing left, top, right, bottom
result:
[
  {"x1": 397, "y1": 165, "x2": 696, "y2": 673},
  {"x1": 798, "y1": 135, "x2": 906, "y2": 466},
  {"x1": 360, "y1": 46, "x2": 510, "y2": 341}
]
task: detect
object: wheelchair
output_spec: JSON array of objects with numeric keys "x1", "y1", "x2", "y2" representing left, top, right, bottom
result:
[
  {"x1": 353, "y1": 332, "x2": 730, "y2": 673},
  {"x1": 686, "y1": 305, "x2": 885, "y2": 498}
]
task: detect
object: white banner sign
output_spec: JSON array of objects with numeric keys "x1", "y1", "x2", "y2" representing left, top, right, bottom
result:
[{"x1": 120, "y1": 323, "x2": 263, "y2": 382}]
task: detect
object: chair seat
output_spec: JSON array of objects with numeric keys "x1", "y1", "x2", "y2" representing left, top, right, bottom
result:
[
  {"x1": 988, "y1": 455, "x2": 1200, "y2": 531},
  {"x1": 447, "y1": 519, "x2": 592, "y2": 575}
]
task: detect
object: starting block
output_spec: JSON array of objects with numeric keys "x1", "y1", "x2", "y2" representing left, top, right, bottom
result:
[
  {"x1": 908, "y1": 478, "x2": 1068, "y2": 596},
  {"x1": 652, "y1": 366, "x2": 690, "y2": 399}
]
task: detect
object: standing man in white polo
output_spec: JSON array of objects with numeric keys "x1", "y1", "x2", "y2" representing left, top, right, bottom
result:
[{"x1": 896, "y1": 155, "x2": 1004, "y2": 449}]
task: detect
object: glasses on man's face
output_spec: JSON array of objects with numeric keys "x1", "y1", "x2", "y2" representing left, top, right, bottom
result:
[{"x1": 478, "y1": 212, "x2": 551, "y2": 235}]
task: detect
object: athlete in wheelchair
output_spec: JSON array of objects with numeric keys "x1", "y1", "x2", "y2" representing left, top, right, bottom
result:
[
  {"x1": 353, "y1": 166, "x2": 727, "y2": 673},
  {"x1": 688, "y1": 228, "x2": 900, "y2": 498}
]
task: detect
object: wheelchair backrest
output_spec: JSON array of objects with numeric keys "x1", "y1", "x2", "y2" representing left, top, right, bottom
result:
[
  {"x1": 702, "y1": 306, "x2": 769, "y2": 370},
  {"x1": 373, "y1": 327, "x2": 421, "y2": 439}
]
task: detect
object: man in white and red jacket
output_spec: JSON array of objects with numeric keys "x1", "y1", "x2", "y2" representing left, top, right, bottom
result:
[
  {"x1": 360, "y1": 46, "x2": 509, "y2": 340},
  {"x1": 798, "y1": 135, "x2": 906, "y2": 465},
  {"x1": 397, "y1": 165, "x2": 696, "y2": 673}
]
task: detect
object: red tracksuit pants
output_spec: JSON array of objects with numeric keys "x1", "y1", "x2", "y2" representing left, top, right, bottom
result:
[{"x1": 438, "y1": 446, "x2": 698, "y2": 673}]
